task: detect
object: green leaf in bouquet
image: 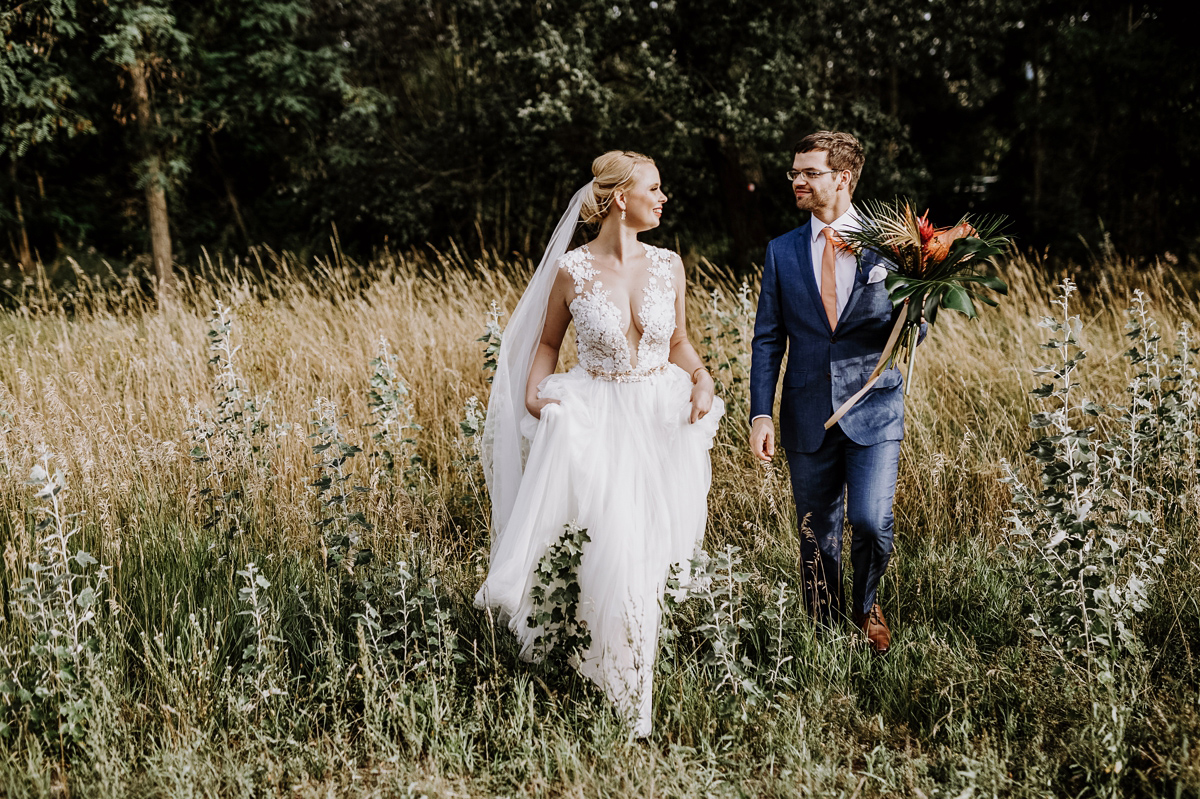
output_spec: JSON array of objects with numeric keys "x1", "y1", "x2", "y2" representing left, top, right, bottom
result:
[
  {"x1": 940, "y1": 285, "x2": 979, "y2": 318},
  {"x1": 884, "y1": 274, "x2": 925, "y2": 307},
  {"x1": 904, "y1": 292, "x2": 925, "y2": 324},
  {"x1": 882, "y1": 270, "x2": 906, "y2": 290},
  {"x1": 922, "y1": 290, "x2": 942, "y2": 325},
  {"x1": 934, "y1": 237, "x2": 1005, "y2": 278},
  {"x1": 958, "y1": 273, "x2": 1009, "y2": 294}
]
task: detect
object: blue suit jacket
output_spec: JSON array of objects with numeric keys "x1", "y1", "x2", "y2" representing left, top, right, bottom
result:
[{"x1": 750, "y1": 222, "x2": 906, "y2": 453}]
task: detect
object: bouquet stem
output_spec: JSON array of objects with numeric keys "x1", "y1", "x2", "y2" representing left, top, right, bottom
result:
[{"x1": 904, "y1": 325, "x2": 918, "y2": 396}]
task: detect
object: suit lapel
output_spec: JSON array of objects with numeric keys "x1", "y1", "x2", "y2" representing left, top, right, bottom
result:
[
  {"x1": 838, "y1": 249, "x2": 871, "y2": 325},
  {"x1": 838, "y1": 246, "x2": 883, "y2": 326},
  {"x1": 790, "y1": 222, "x2": 832, "y2": 332}
]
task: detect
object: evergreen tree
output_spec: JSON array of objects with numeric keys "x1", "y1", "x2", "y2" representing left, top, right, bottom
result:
[{"x1": 0, "y1": 0, "x2": 91, "y2": 270}]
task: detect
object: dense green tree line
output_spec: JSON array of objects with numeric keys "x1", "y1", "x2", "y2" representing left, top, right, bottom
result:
[{"x1": 1, "y1": 0, "x2": 1196, "y2": 283}]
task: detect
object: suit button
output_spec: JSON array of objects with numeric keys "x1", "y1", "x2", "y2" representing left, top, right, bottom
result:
[{"x1": 830, "y1": 335, "x2": 837, "y2": 343}]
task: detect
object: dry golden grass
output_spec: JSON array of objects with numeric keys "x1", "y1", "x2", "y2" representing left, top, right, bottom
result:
[
  {"x1": 2, "y1": 247, "x2": 1195, "y2": 562},
  {"x1": 1, "y1": 246, "x2": 1198, "y2": 797}
]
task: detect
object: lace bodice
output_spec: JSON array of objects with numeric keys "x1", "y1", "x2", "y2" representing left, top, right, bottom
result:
[{"x1": 558, "y1": 243, "x2": 678, "y2": 380}]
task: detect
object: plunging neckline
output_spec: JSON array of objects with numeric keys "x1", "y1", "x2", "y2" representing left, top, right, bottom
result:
[
  {"x1": 559, "y1": 243, "x2": 678, "y2": 378},
  {"x1": 576, "y1": 243, "x2": 650, "y2": 368}
]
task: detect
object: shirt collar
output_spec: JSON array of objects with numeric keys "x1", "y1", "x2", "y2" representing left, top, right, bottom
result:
[{"x1": 810, "y1": 205, "x2": 862, "y2": 243}]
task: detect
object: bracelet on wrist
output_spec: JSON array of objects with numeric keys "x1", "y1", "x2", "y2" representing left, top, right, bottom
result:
[{"x1": 691, "y1": 366, "x2": 709, "y2": 383}]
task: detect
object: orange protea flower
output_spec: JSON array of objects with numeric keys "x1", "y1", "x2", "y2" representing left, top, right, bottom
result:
[{"x1": 925, "y1": 221, "x2": 975, "y2": 263}]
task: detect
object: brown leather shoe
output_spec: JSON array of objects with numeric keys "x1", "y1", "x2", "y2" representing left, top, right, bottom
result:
[{"x1": 852, "y1": 604, "x2": 891, "y2": 655}]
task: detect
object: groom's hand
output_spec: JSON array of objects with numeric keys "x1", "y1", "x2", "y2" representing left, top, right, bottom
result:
[{"x1": 751, "y1": 417, "x2": 775, "y2": 462}]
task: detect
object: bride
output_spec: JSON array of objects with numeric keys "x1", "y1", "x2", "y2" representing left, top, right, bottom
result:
[{"x1": 475, "y1": 150, "x2": 725, "y2": 737}]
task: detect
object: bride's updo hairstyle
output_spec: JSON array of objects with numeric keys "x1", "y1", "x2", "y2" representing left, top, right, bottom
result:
[{"x1": 581, "y1": 150, "x2": 655, "y2": 228}]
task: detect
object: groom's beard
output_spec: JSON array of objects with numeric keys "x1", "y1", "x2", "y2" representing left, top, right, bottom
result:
[{"x1": 795, "y1": 185, "x2": 834, "y2": 213}]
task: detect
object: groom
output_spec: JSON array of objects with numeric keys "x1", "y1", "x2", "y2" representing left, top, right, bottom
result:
[{"x1": 749, "y1": 131, "x2": 908, "y2": 654}]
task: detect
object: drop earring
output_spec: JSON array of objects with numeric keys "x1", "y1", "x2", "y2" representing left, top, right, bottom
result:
[{"x1": 620, "y1": 209, "x2": 627, "y2": 221}]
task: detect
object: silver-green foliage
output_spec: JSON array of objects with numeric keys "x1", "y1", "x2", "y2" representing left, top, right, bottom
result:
[
  {"x1": 478, "y1": 301, "x2": 504, "y2": 384},
  {"x1": 679, "y1": 546, "x2": 762, "y2": 703},
  {"x1": 352, "y1": 555, "x2": 464, "y2": 757},
  {"x1": 1002, "y1": 280, "x2": 1194, "y2": 794},
  {"x1": 309, "y1": 396, "x2": 373, "y2": 573},
  {"x1": 1117, "y1": 291, "x2": 1199, "y2": 515},
  {"x1": 451, "y1": 395, "x2": 489, "y2": 521},
  {"x1": 355, "y1": 557, "x2": 460, "y2": 680},
  {"x1": 234, "y1": 562, "x2": 287, "y2": 715},
  {"x1": 458, "y1": 395, "x2": 484, "y2": 461},
  {"x1": 664, "y1": 546, "x2": 799, "y2": 709},
  {"x1": 1004, "y1": 280, "x2": 1162, "y2": 674},
  {"x1": 0, "y1": 451, "x2": 107, "y2": 742},
  {"x1": 366, "y1": 336, "x2": 422, "y2": 486},
  {"x1": 699, "y1": 281, "x2": 754, "y2": 423},
  {"x1": 187, "y1": 302, "x2": 276, "y2": 540}
]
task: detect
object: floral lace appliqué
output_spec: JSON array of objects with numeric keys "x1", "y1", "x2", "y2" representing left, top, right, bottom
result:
[
  {"x1": 635, "y1": 244, "x2": 677, "y2": 373},
  {"x1": 558, "y1": 244, "x2": 678, "y2": 380}
]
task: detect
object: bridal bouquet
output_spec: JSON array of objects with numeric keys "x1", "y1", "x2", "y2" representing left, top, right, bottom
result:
[{"x1": 825, "y1": 200, "x2": 1012, "y2": 428}]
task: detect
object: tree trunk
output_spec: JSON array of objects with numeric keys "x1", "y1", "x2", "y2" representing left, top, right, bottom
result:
[
  {"x1": 129, "y1": 59, "x2": 174, "y2": 296},
  {"x1": 208, "y1": 133, "x2": 250, "y2": 245},
  {"x1": 10, "y1": 161, "x2": 34, "y2": 271},
  {"x1": 36, "y1": 171, "x2": 62, "y2": 255},
  {"x1": 705, "y1": 136, "x2": 768, "y2": 270}
]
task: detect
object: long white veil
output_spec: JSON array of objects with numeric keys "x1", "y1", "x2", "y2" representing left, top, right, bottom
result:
[{"x1": 482, "y1": 183, "x2": 590, "y2": 542}]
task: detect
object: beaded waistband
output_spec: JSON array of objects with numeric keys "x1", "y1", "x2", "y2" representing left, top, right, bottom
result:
[{"x1": 586, "y1": 363, "x2": 668, "y2": 383}]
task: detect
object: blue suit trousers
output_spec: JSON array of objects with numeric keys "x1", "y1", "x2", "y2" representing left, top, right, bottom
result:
[{"x1": 785, "y1": 425, "x2": 898, "y2": 623}]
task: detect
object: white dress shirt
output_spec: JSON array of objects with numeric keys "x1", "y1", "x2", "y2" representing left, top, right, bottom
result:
[{"x1": 810, "y1": 206, "x2": 887, "y2": 317}]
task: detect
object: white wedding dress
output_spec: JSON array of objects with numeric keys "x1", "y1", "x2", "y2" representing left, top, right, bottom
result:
[{"x1": 475, "y1": 242, "x2": 724, "y2": 736}]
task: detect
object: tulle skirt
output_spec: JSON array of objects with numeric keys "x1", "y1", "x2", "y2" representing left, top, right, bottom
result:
[{"x1": 475, "y1": 363, "x2": 724, "y2": 736}]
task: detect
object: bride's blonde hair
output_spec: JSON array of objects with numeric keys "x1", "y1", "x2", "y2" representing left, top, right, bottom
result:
[{"x1": 580, "y1": 150, "x2": 655, "y2": 227}]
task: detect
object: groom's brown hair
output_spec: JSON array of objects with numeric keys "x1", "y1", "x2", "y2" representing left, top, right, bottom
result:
[{"x1": 794, "y1": 131, "x2": 865, "y2": 194}]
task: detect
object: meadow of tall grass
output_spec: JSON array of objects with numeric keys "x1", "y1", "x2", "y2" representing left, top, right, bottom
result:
[{"x1": 1, "y1": 245, "x2": 1198, "y2": 798}]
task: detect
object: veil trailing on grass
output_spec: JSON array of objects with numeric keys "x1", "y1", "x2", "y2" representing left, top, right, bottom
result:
[{"x1": 481, "y1": 183, "x2": 590, "y2": 541}]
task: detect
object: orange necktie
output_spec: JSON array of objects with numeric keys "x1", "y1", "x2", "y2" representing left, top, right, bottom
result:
[{"x1": 820, "y1": 226, "x2": 840, "y2": 330}]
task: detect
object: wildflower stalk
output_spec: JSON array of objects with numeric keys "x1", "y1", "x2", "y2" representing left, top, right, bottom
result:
[
  {"x1": 310, "y1": 397, "x2": 373, "y2": 574},
  {"x1": 1, "y1": 451, "x2": 107, "y2": 745},
  {"x1": 366, "y1": 336, "x2": 422, "y2": 487}
]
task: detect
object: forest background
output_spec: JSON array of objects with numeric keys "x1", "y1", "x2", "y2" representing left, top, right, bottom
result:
[{"x1": 2, "y1": 0, "x2": 1198, "y2": 284}]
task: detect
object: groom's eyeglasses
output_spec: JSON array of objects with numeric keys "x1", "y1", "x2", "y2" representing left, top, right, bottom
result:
[{"x1": 786, "y1": 169, "x2": 839, "y2": 181}]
